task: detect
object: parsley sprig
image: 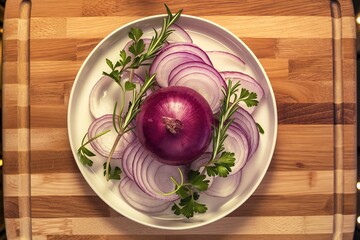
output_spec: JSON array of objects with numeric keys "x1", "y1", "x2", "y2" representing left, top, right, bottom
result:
[
  {"x1": 103, "y1": 162, "x2": 122, "y2": 180},
  {"x1": 77, "y1": 130, "x2": 110, "y2": 167},
  {"x1": 103, "y1": 4, "x2": 182, "y2": 85},
  {"x1": 171, "y1": 170, "x2": 209, "y2": 218}
]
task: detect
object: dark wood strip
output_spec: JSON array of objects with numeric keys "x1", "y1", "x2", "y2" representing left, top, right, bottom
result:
[
  {"x1": 3, "y1": 196, "x2": 20, "y2": 218},
  {"x1": 30, "y1": 39, "x2": 77, "y2": 61},
  {"x1": 4, "y1": 150, "x2": 79, "y2": 174},
  {"x1": 2, "y1": 62, "x2": 18, "y2": 84},
  {"x1": 3, "y1": 39, "x2": 18, "y2": 62},
  {"x1": 30, "y1": 150, "x2": 79, "y2": 174},
  {"x1": 31, "y1": 105, "x2": 68, "y2": 128},
  {"x1": 30, "y1": 196, "x2": 111, "y2": 218},
  {"x1": 3, "y1": 151, "x2": 32, "y2": 175},
  {"x1": 3, "y1": 0, "x2": 21, "y2": 18},
  {"x1": 76, "y1": 38, "x2": 103, "y2": 61},
  {"x1": 30, "y1": 83, "x2": 67, "y2": 105},
  {"x1": 229, "y1": 194, "x2": 334, "y2": 217},
  {"x1": 2, "y1": 106, "x2": 30, "y2": 129},
  {"x1": 236, "y1": 193, "x2": 355, "y2": 217},
  {"x1": 4, "y1": 194, "x2": 352, "y2": 218},
  {"x1": 277, "y1": 103, "x2": 354, "y2": 124},
  {"x1": 46, "y1": 234, "x2": 335, "y2": 240}
]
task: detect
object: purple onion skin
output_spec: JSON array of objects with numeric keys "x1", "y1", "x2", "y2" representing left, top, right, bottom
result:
[{"x1": 136, "y1": 86, "x2": 214, "y2": 165}]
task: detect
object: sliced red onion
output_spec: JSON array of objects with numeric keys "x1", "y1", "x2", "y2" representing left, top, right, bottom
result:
[
  {"x1": 150, "y1": 43, "x2": 212, "y2": 85},
  {"x1": 224, "y1": 124, "x2": 249, "y2": 175},
  {"x1": 121, "y1": 139, "x2": 142, "y2": 180},
  {"x1": 168, "y1": 61, "x2": 226, "y2": 113},
  {"x1": 127, "y1": 144, "x2": 183, "y2": 201},
  {"x1": 205, "y1": 170, "x2": 242, "y2": 197},
  {"x1": 149, "y1": 51, "x2": 204, "y2": 87},
  {"x1": 190, "y1": 153, "x2": 212, "y2": 171},
  {"x1": 88, "y1": 114, "x2": 135, "y2": 159},
  {"x1": 220, "y1": 71, "x2": 264, "y2": 114},
  {"x1": 167, "y1": 24, "x2": 193, "y2": 43},
  {"x1": 232, "y1": 107, "x2": 259, "y2": 159},
  {"x1": 119, "y1": 177, "x2": 172, "y2": 213},
  {"x1": 206, "y1": 51, "x2": 245, "y2": 72},
  {"x1": 89, "y1": 72, "x2": 143, "y2": 119}
]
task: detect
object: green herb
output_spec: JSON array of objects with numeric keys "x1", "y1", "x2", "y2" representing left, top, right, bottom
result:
[
  {"x1": 172, "y1": 191, "x2": 207, "y2": 219},
  {"x1": 104, "y1": 73, "x2": 156, "y2": 181},
  {"x1": 256, "y1": 122, "x2": 265, "y2": 134},
  {"x1": 239, "y1": 88, "x2": 258, "y2": 107},
  {"x1": 103, "y1": 4, "x2": 182, "y2": 85},
  {"x1": 203, "y1": 80, "x2": 252, "y2": 178},
  {"x1": 205, "y1": 152, "x2": 235, "y2": 177},
  {"x1": 103, "y1": 162, "x2": 122, "y2": 180},
  {"x1": 77, "y1": 130, "x2": 110, "y2": 167},
  {"x1": 171, "y1": 170, "x2": 209, "y2": 218}
]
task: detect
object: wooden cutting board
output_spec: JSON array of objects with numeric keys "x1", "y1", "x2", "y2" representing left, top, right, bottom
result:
[{"x1": 2, "y1": 0, "x2": 357, "y2": 239}]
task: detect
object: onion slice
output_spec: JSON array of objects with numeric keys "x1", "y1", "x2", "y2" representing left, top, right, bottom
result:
[
  {"x1": 124, "y1": 142, "x2": 183, "y2": 201},
  {"x1": 169, "y1": 61, "x2": 226, "y2": 113},
  {"x1": 206, "y1": 50, "x2": 245, "y2": 72},
  {"x1": 88, "y1": 114, "x2": 135, "y2": 159},
  {"x1": 220, "y1": 71, "x2": 264, "y2": 114},
  {"x1": 122, "y1": 140, "x2": 142, "y2": 180},
  {"x1": 149, "y1": 51, "x2": 204, "y2": 87},
  {"x1": 119, "y1": 177, "x2": 172, "y2": 213},
  {"x1": 89, "y1": 72, "x2": 143, "y2": 119},
  {"x1": 205, "y1": 171, "x2": 242, "y2": 197},
  {"x1": 224, "y1": 124, "x2": 249, "y2": 174},
  {"x1": 232, "y1": 107, "x2": 260, "y2": 159},
  {"x1": 167, "y1": 24, "x2": 193, "y2": 43},
  {"x1": 150, "y1": 43, "x2": 213, "y2": 87}
]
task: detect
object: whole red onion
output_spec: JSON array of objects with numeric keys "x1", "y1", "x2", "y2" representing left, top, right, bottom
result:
[{"x1": 136, "y1": 86, "x2": 213, "y2": 165}]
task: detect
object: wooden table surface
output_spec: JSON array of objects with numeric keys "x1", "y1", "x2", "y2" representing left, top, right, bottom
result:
[{"x1": 2, "y1": 0, "x2": 357, "y2": 239}]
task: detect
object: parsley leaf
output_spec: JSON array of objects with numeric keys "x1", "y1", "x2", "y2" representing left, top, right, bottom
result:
[
  {"x1": 79, "y1": 151, "x2": 93, "y2": 167},
  {"x1": 124, "y1": 81, "x2": 136, "y2": 91},
  {"x1": 188, "y1": 170, "x2": 209, "y2": 191},
  {"x1": 128, "y1": 27, "x2": 143, "y2": 41},
  {"x1": 172, "y1": 192, "x2": 207, "y2": 218},
  {"x1": 240, "y1": 88, "x2": 258, "y2": 107},
  {"x1": 103, "y1": 163, "x2": 122, "y2": 180},
  {"x1": 256, "y1": 122, "x2": 265, "y2": 134},
  {"x1": 77, "y1": 131, "x2": 110, "y2": 167}
]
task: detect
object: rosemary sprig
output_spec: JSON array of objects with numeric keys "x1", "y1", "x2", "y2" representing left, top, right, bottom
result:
[
  {"x1": 103, "y1": 4, "x2": 182, "y2": 85},
  {"x1": 104, "y1": 73, "x2": 156, "y2": 181},
  {"x1": 203, "y1": 80, "x2": 245, "y2": 177}
]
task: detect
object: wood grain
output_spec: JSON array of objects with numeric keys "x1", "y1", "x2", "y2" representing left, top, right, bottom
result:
[{"x1": 2, "y1": 0, "x2": 357, "y2": 239}]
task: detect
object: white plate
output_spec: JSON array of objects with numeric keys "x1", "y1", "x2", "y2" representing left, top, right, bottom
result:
[{"x1": 67, "y1": 14, "x2": 277, "y2": 230}]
